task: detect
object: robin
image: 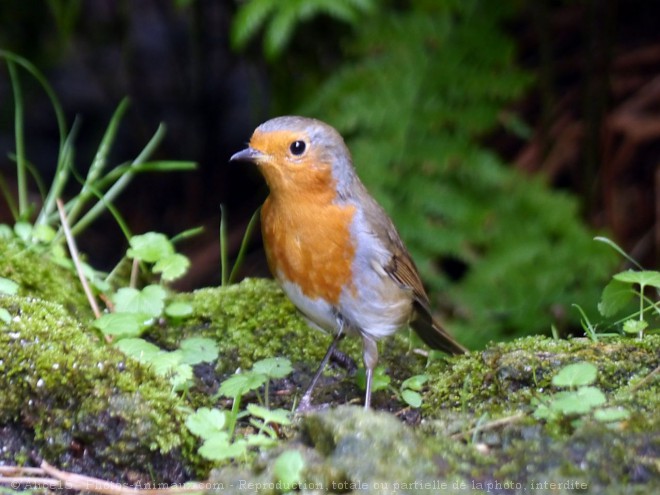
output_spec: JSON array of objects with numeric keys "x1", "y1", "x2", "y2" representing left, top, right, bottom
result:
[{"x1": 230, "y1": 116, "x2": 467, "y2": 410}]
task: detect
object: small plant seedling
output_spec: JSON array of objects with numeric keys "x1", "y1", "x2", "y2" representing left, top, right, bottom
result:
[
  {"x1": 355, "y1": 366, "x2": 391, "y2": 393},
  {"x1": 252, "y1": 357, "x2": 293, "y2": 408},
  {"x1": 215, "y1": 357, "x2": 294, "y2": 437},
  {"x1": 0, "y1": 277, "x2": 20, "y2": 323},
  {"x1": 594, "y1": 237, "x2": 660, "y2": 339},
  {"x1": 273, "y1": 450, "x2": 305, "y2": 487},
  {"x1": 0, "y1": 277, "x2": 19, "y2": 296},
  {"x1": 127, "y1": 232, "x2": 191, "y2": 282},
  {"x1": 186, "y1": 359, "x2": 294, "y2": 463},
  {"x1": 400, "y1": 374, "x2": 429, "y2": 408},
  {"x1": 114, "y1": 336, "x2": 218, "y2": 391},
  {"x1": 533, "y1": 362, "x2": 630, "y2": 426},
  {"x1": 356, "y1": 368, "x2": 430, "y2": 408}
]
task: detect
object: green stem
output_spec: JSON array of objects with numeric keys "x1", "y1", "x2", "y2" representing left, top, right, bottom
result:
[
  {"x1": 7, "y1": 61, "x2": 27, "y2": 219},
  {"x1": 69, "y1": 123, "x2": 166, "y2": 237},
  {"x1": 66, "y1": 98, "x2": 130, "y2": 227},
  {"x1": 228, "y1": 392, "x2": 242, "y2": 440},
  {"x1": 38, "y1": 118, "x2": 79, "y2": 226},
  {"x1": 0, "y1": 49, "x2": 68, "y2": 225},
  {"x1": 228, "y1": 206, "x2": 261, "y2": 284}
]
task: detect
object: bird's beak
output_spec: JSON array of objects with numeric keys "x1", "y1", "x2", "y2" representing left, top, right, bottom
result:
[{"x1": 230, "y1": 146, "x2": 263, "y2": 164}]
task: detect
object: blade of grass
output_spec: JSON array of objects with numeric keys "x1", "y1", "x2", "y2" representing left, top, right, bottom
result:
[
  {"x1": 171, "y1": 226, "x2": 204, "y2": 244},
  {"x1": 66, "y1": 98, "x2": 130, "y2": 227},
  {"x1": 7, "y1": 153, "x2": 49, "y2": 201},
  {"x1": 0, "y1": 175, "x2": 19, "y2": 220},
  {"x1": 1, "y1": 50, "x2": 68, "y2": 225},
  {"x1": 37, "y1": 117, "x2": 80, "y2": 226},
  {"x1": 7, "y1": 61, "x2": 28, "y2": 218},
  {"x1": 90, "y1": 160, "x2": 196, "y2": 192},
  {"x1": 594, "y1": 236, "x2": 644, "y2": 270},
  {"x1": 69, "y1": 123, "x2": 168, "y2": 237},
  {"x1": 228, "y1": 206, "x2": 261, "y2": 284}
]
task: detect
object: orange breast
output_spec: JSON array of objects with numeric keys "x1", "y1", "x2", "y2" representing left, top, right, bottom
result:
[{"x1": 262, "y1": 196, "x2": 356, "y2": 305}]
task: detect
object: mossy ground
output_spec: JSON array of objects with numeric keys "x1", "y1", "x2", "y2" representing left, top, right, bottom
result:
[
  {"x1": 0, "y1": 295, "x2": 196, "y2": 482},
  {"x1": 0, "y1": 238, "x2": 657, "y2": 493}
]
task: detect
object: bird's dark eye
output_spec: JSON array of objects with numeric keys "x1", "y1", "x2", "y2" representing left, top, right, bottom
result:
[{"x1": 289, "y1": 140, "x2": 306, "y2": 156}]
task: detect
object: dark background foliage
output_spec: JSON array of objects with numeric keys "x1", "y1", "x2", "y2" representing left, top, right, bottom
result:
[{"x1": 0, "y1": 0, "x2": 657, "y2": 348}]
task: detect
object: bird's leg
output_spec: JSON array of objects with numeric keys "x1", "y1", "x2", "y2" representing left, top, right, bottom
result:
[
  {"x1": 296, "y1": 329, "x2": 345, "y2": 412},
  {"x1": 361, "y1": 335, "x2": 378, "y2": 409}
]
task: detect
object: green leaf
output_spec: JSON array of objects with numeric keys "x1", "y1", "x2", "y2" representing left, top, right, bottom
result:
[
  {"x1": 186, "y1": 408, "x2": 226, "y2": 439},
  {"x1": 231, "y1": 0, "x2": 277, "y2": 49},
  {"x1": 532, "y1": 401, "x2": 554, "y2": 420},
  {"x1": 199, "y1": 436, "x2": 248, "y2": 461},
  {"x1": 245, "y1": 433, "x2": 278, "y2": 448},
  {"x1": 552, "y1": 362, "x2": 598, "y2": 388},
  {"x1": 246, "y1": 404, "x2": 291, "y2": 426},
  {"x1": 154, "y1": 253, "x2": 190, "y2": 281},
  {"x1": 401, "y1": 374, "x2": 429, "y2": 391},
  {"x1": 32, "y1": 224, "x2": 56, "y2": 243},
  {"x1": 613, "y1": 270, "x2": 660, "y2": 288},
  {"x1": 401, "y1": 389, "x2": 423, "y2": 408},
  {"x1": 0, "y1": 308, "x2": 11, "y2": 323},
  {"x1": 127, "y1": 232, "x2": 174, "y2": 262},
  {"x1": 598, "y1": 279, "x2": 634, "y2": 317},
  {"x1": 593, "y1": 407, "x2": 631, "y2": 423},
  {"x1": 0, "y1": 224, "x2": 13, "y2": 238},
  {"x1": 149, "y1": 350, "x2": 183, "y2": 376},
  {"x1": 355, "y1": 366, "x2": 390, "y2": 392},
  {"x1": 13, "y1": 221, "x2": 32, "y2": 242},
  {"x1": 0, "y1": 277, "x2": 19, "y2": 295},
  {"x1": 274, "y1": 450, "x2": 305, "y2": 487},
  {"x1": 114, "y1": 337, "x2": 161, "y2": 361},
  {"x1": 113, "y1": 284, "x2": 166, "y2": 317},
  {"x1": 622, "y1": 319, "x2": 648, "y2": 335},
  {"x1": 169, "y1": 363, "x2": 194, "y2": 390},
  {"x1": 252, "y1": 357, "x2": 293, "y2": 379},
  {"x1": 93, "y1": 312, "x2": 151, "y2": 338},
  {"x1": 164, "y1": 301, "x2": 194, "y2": 319},
  {"x1": 219, "y1": 372, "x2": 267, "y2": 399},
  {"x1": 549, "y1": 387, "x2": 606, "y2": 415},
  {"x1": 179, "y1": 337, "x2": 219, "y2": 365}
]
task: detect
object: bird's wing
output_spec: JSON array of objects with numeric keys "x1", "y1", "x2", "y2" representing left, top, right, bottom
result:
[{"x1": 360, "y1": 190, "x2": 466, "y2": 354}]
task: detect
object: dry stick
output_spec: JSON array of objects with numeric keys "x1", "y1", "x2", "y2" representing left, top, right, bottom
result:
[
  {"x1": 130, "y1": 257, "x2": 139, "y2": 288},
  {"x1": 629, "y1": 364, "x2": 660, "y2": 394},
  {"x1": 56, "y1": 198, "x2": 101, "y2": 319},
  {"x1": 0, "y1": 463, "x2": 207, "y2": 495},
  {"x1": 0, "y1": 476, "x2": 65, "y2": 489},
  {"x1": 40, "y1": 461, "x2": 206, "y2": 495},
  {"x1": 451, "y1": 412, "x2": 527, "y2": 440},
  {"x1": 0, "y1": 466, "x2": 45, "y2": 476}
]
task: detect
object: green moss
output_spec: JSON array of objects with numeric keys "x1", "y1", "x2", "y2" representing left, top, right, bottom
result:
[
  {"x1": 152, "y1": 278, "x2": 438, "y2": 409},
  {"x1": 155, "y1": 278, "x2": 351, "y2": 371},
  {"x1": 415, "y1": 335, "x2": 659, "y2": 495},
  {"x1": 209, "y1": 406, "x2": 483, "y2": 495},
  {"x1": 0, "y1": 295, "x2": 197, "y2": 481},
  {"x1": 424, "y1": 335, "x2": 660, "y2": 418},
  {"x1": 0, "y1": 238, "x2": 91, "y2": 320}
]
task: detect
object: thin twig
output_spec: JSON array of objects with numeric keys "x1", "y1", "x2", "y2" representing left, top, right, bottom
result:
[
  {"x1": 130, "y1": 257, "x2": 140, "y2": 288},
  {"x1": 56, "y1": 198, "x2": 101, "y2": 318},
  {"x1": 0, "y1": 466, "x2": 45, "y2": 476},
  {"x1": 451, "y1": 412, "x2": 527, "y2": 440},
  {"x1": 0, "y1": 476, "x2": 65, "y2": 488},
  {"x1": 628, "y1": 364, "x2": 660, "y2": 394}
]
